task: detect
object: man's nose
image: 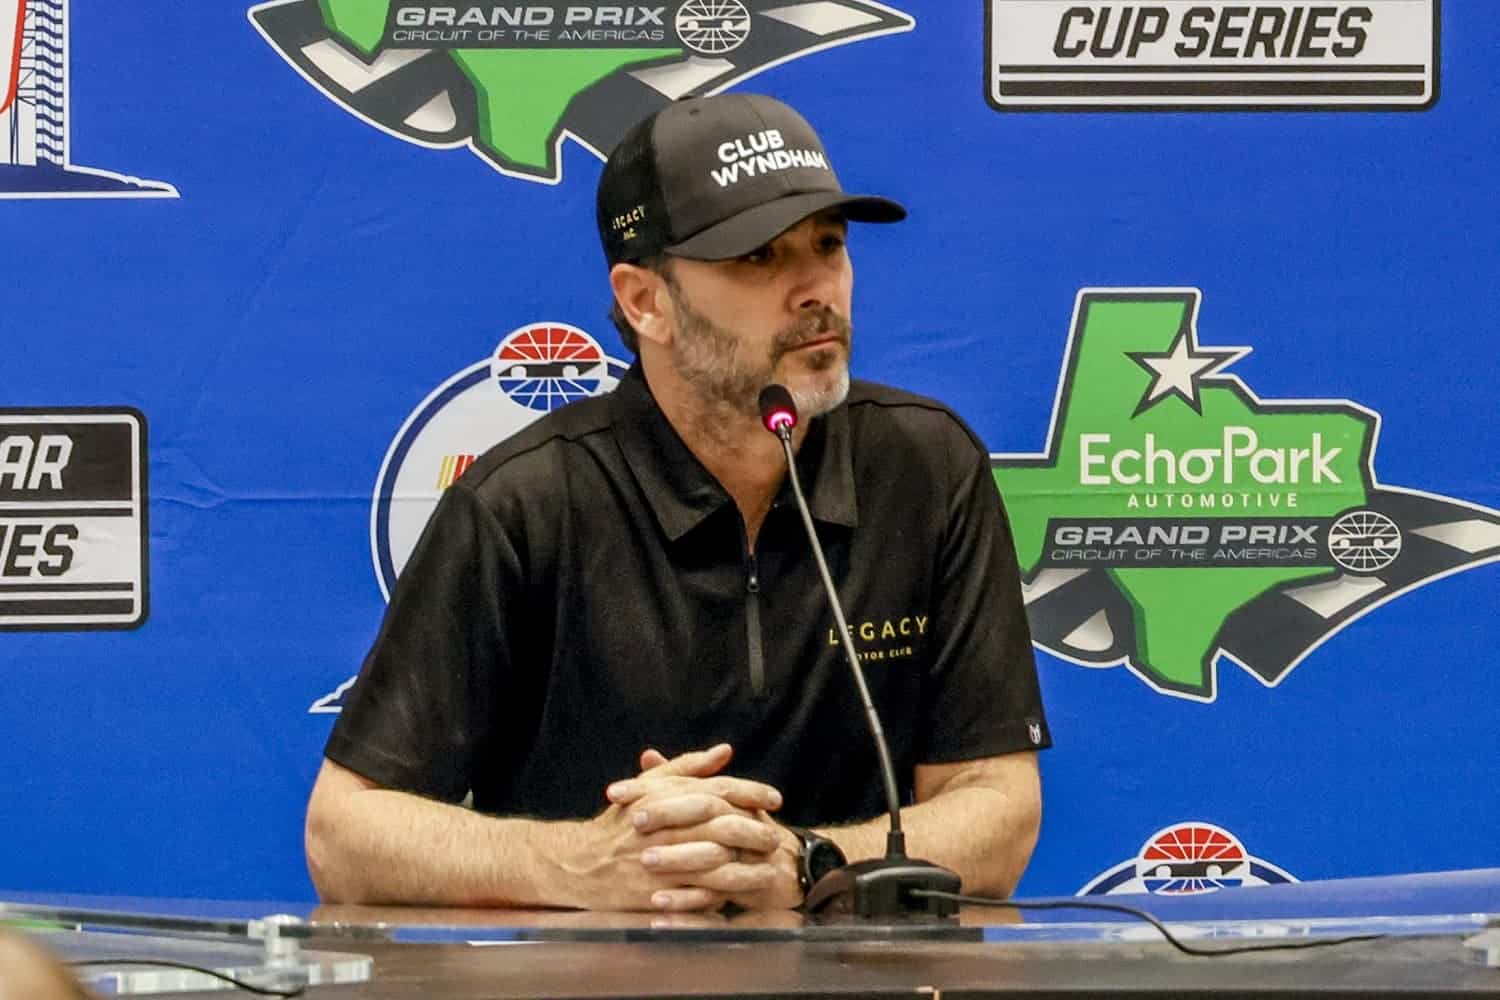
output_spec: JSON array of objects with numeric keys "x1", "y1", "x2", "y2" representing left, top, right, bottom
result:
[{"x1": 788, "y1": 253, "x2": 839, "y2": 312}]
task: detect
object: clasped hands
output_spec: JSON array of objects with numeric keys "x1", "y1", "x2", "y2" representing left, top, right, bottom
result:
[{"x1": 579, "y1": 743, "x2": 803, "y2": 912}]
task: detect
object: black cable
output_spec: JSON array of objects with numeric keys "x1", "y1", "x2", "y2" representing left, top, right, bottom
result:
[
  {"x1": 66, "y1": 958, "x2": 305, "y2": 997},
  {"x1": 910, "y1": 891, "x2": 1388, "y2": 957}
]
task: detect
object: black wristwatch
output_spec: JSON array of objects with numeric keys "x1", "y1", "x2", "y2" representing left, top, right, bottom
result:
[{"x1": 786, "y1": 826, "x2": 846, "y2": 898}]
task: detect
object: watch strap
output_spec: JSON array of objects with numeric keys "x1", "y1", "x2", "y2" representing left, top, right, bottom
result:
[{"x1": 785, "y1": 825, "x2": 846, "y2": 896}]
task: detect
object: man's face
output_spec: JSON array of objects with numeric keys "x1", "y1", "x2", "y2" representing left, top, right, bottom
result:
[{"x1": 661, "y1": 212, "x2": 855, "y2": 420}]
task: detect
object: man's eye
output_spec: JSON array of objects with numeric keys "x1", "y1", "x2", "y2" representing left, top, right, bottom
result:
[
  {"x1": 739, "y1": 246, "x2": 774, "y2": 265},
  {"x1": 820, "y1": 235, "x2": 847, "y2": 254}
]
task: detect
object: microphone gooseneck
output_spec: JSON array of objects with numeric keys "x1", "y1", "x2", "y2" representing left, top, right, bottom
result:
[
  {"x1": 756, "y1": 384, "x2": 961, "y2": 921},
  {"x1": 756, "y1": 385, "x2": 905, "y2": 848}
]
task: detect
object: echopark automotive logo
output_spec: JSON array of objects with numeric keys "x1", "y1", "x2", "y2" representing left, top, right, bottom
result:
[
  {"x1": 1, "y1": 0, "x2": 177, "y2": 198},
  {"x1": 991, "y1": 289, "x2": 1500, "y2": 702},
  {"x1": 250, "y1": 0, "x2": 914, "y2": 185},
  {"x1": 309, "y1": 323, "x2": 627, "y2": 714},
  {"x1": 986, "y1": 1, "x2": 1439, "y2": 111}
]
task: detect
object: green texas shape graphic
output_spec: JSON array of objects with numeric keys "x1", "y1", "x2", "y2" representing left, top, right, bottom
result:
[
  {"x1": 993, "y1": 289, "x2": 1377, "y2": 699},
  {"x1": 318, "y1": 0, "x2": 677, "y2": 174}
]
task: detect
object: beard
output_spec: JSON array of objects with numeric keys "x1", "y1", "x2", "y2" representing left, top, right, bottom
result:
[{"x1": 664, "y1": 283, "x2": 853, "y2": 422}]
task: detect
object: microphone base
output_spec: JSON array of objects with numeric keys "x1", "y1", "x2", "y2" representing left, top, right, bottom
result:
[{"x1": 803, "y1": 857, "x2": 962, "y2": 922}]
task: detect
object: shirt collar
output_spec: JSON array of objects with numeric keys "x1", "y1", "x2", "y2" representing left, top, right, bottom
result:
[{"x1": 611, "y1": 364, "x2": 859, "y2": 543}]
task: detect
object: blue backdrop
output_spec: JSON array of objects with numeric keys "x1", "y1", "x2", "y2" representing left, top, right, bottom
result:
[{"x1": 2, "y1": 0, "x2": 1495, "y2": 902}]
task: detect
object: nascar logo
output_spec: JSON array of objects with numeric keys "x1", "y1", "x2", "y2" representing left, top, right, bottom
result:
[{"x1": 435, "y1": 453, "x2": 476, "y2": 489}]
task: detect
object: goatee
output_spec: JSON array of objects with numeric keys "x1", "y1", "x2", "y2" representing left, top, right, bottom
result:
[{"x1": 667, "y1": 289, "x2": 853, "y2": 422}]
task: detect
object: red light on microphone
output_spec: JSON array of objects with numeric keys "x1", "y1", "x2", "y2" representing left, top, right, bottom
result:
[{"x1": 757, "y1": 385, "x2": 798, "y2": 437}]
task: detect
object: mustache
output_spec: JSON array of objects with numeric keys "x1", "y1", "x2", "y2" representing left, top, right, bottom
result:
[{"x1": 771, "y1": 308, "x2": 852, "y2": 356}]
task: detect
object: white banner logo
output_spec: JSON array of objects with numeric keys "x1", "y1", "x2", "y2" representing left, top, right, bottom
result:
[
  {"x1": 987, "y1": 1, "x2": 1439, "y2": 110},
  {"x1": 0, "y1": 410, "x2": 149, "y2": 630}
]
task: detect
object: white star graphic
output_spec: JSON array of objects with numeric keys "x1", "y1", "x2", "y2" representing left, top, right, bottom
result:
[{"x1": 1127, "y1": 328, "x2": 1249, "y2": 416}]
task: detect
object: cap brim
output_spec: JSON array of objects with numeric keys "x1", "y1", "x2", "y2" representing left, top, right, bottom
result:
[{"x1": 665, "y1": 191, "x2": 906, "y2": 261}]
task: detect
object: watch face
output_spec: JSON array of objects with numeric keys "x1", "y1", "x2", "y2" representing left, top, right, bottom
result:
[{"x1": 807, "y1": 841, "x2": 844, "y2": 883}]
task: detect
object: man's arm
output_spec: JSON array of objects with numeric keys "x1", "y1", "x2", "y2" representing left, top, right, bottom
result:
[
  {"x1": 813, "y1": 416, "x2": 1049, "y2": 900},
  {"x1": 306, "y1": 758, "x2": 583, "y2": 908},
  {"x1": 625, "y1": 748, "x2": 1040, "y2": 904},
  {"x1": 305, "y1": 753, "x2": 787, "y2": 910},
  {"x1": 811, "y1": 751, "x2": 1041, "y2": 899}
]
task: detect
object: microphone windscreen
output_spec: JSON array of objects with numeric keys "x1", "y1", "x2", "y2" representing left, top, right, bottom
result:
[{"x1": 757, "y1": 384, "x2": 798, "y2": 434}]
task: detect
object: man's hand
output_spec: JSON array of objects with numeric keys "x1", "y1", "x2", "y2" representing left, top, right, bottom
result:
[
  {"x1": 634, "y1": 743, "x2": 731, "y2": 778},
  {"x1": 566, "y1": 798, "x2": 770, "y2": 912},
  {"x1": 606, "y1": 745, "x2": 803, "y2": 911},
  {"x1": 560, "y1": 745, "x2": 782, "y2": 911}
]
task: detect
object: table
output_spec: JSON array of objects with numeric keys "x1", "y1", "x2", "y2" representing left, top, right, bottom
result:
[{"x1": 3, "y1": 868, "x2": 1497, "y2": 998}]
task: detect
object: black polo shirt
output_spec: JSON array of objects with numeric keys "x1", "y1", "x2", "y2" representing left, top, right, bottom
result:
[{"x1": 327, "y1": 365, "x2": 1050, "y2": 827}]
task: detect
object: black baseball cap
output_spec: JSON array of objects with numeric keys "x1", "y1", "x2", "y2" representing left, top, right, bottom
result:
[{"x1": 597, "y1": 93, "x2": 905, "y2": 267}]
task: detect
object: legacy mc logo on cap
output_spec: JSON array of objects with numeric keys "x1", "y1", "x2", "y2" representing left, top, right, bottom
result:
[{"x1": 596, "y1": 93, "x2": 905, "y2": 266}]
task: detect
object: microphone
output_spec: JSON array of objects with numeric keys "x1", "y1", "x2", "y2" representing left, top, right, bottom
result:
[{"x1": 756, "y1": 385, "x2": 961, "y2": 921}]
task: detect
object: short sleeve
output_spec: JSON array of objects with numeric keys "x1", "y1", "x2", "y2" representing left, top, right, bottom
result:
[
  {"x1": 918, "y1": 430, "x2": 1051, "y2": 763},
  {"x1": 324, "y1": 483, "x2": 519, "y2": 802}
]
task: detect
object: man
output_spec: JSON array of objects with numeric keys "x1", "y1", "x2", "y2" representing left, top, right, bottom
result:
[
  {"x1": 0, "y1": 930, "x2": 97, "y2": 1000},
  {"x1": 305, "y1": 93, "x2": 1050, "y2": 913}
]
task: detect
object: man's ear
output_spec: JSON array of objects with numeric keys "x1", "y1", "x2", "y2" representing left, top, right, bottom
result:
[{"x1": 610, "y1": 263, "x2": 671, "y2": 348}]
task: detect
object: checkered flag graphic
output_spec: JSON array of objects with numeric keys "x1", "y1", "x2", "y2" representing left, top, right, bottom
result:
[{"x1": 250, "y1": 0, "x2": 912, "y2": 182}]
